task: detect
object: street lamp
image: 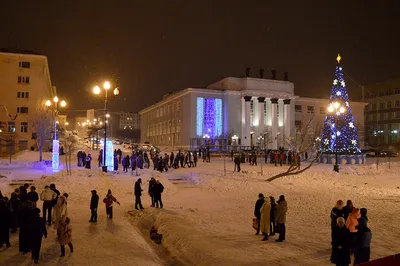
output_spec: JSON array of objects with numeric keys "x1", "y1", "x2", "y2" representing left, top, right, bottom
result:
[
  {"x1": 45, "y1": 96, "x2": 67, "y2": 171},
  {"x1": 93, "y1": 81, "x2": 120, "y2": 172},
  {"x1": 327, "y1": 101, "x2": 346, "y2": 172}
]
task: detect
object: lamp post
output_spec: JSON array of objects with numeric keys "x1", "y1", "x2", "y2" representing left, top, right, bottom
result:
[
  {"x1": 327, "y1": 101, "x2": 346, "y2": 172},
  {"x1": 45, "y1": 96, "x2": 67, "y2": 171},
  {"x1": 93, "y1": 81, "x2": 119, "y2": 172}
]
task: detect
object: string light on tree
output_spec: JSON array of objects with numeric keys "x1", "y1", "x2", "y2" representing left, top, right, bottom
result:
[{"x1": 320, "y1": 54, "x2": 362, "y2": 154}]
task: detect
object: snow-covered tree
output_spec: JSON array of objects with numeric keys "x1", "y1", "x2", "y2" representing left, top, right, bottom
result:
[{"x1": 30, "y1": 102, "x2": 53, "y2": 161}]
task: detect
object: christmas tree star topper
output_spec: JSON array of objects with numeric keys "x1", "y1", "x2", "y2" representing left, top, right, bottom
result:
[{"x1": 336, "y1": 54, "x2": 341, "y2": 63}]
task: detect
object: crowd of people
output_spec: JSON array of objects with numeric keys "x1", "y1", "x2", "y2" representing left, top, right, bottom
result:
[
  {"x1": 330, "y1": 200, "x2": 372, "y2": 266},
  {"x1": 77, "y1": 151, "x2": 92, "y2": 169},
  {"x1": 0, "y1": 184, "x2": 73, "y2": 264},
  {"x1": 254, "y1": 193, "x2": 288, "y2": 242}
]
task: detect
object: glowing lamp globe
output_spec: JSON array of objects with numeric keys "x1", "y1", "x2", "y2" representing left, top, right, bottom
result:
[
  {"x1": 113, "y1": 87, "x2": 119, "y2": 96},
  {"x1": 93, "y1": 86, "x2": 101, "y2": 95},
  {"x1": 327, "y1": 106, "x2": 335, "y2": 113},
  {"x1": 333, "y1": 102, "x2": 340, "y2": 109},
  {"x1": 60, "y1": 100, "x2": 67, "y2": 107},
  {"x1": 54, "y1": 96, "x2": 59, "y2": 103},
  {"x1": 103, "y1": 81, "x2": 111, "y2": 90},
  {"x1": 45, "y1": 100, "x2": 52, "y2": 107}
]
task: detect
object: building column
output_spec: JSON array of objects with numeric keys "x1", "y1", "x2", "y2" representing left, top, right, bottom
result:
[
  {"x1": 244, "y1": 96, "x2": 252, "y2": 146},
  {"x1": 283, "y1": 99, "x2": 291, "y2": 148},
  {"x1": 271, "y1": 98, "x2": 279, "y2": 150},
  {"x1": 257, "y1": 97, "x2": 265, "y2": 138}
]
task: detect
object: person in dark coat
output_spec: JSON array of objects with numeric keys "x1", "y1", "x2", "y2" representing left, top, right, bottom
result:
[
  {"x1": 148, "y1": 178, "x2": 156, "y2": 207},
  {"x1": 98, "y1": 151, "x2": 103, "y2": 168},
  {"x1": 113, "y1": 154, "x2": 118, "y2": 171},
  {"x1": 29, "y1": 208, "x2": 47, "y2": 264},
  {"x1": 234, "y1": 155, "x2": 241, "y2": 172},
  {"x1": 50, "y1": 184, "x2": 60, "y2": 208},
  {"x1": 342, "y1": 200, "x2": 354, "y2": 221},
  {"x1": 254, "y1": 193, "x2": 264, "y2": 235},
  {"x1": 354, "y1": 208, "x2": 372, "y2": 265},
  {"x1": 0, "y1": 199, "x2": 11, "y2": 248},
  {"x1": 331, "y1": 217, "x2": 351, "y2": 266},
  {"x1": 269, "y1": 196, "x2": 277, "y2": 236},
  {"x1": 19, "y1": 200, "x2": 35, "y2": 254},
  {"x1": 28, "y1": 186, "x2": 39, "y2": 206},
  {"x1": 331, "y1": 200, "x2": 344, "y2": 243},
  {"x1": 137, "y1": 155, "x2": 143, "y2": 170},
  {"x1": 134, "y1": 178, "x2": 144, "y2": 210},
  {"x1": 89, "y1": 190, "x2": 99, "y2": 222},
  {"x1": 7, "y1": 192, "x2": 21, "y2": 233},
  {"x1": 153, "y1": 180, "x2": 164, "y2": 208},
  {"x1": 19, "y1": 184, "x2": 29, "y2": 203},
  {"x1": 85, "y1": 154, "x2": 92, "y2": 169},
  {"x1": 275, "y1": 195, "x2": 288, "y2": 242},
  {"x1": 82, "y1": 152, "x2": 87, "y2": 167},
  {"x1": 131, "y1": 155, "x2": 137, "y2": 172},
  {"x1": 169, "y1": 152, "x2": 174, "y2": 168}
]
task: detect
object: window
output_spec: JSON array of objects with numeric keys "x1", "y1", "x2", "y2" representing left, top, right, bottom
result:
[
  {"x1": 388, "y1": 124, "x2": 392, "y2": 130},
  {"x1": 295, "y1": 105, "x2": 302, "y2": 112},
  {"x1": 17, "y1": 107, "x2": 29, "y2": 114},
  {"x1": 372, "y1": 104, "x2": 376, "y2": 110},
  {"x1": 379, "y1": 92, "x2": 384, "y2": 97},
  {"x1": 295, "y1": 120, "x2": 302, "y2": 126},
  {"x1": 17, "y1": 76, "x2": 30, "y2": 84},
  {"x1": 8, "y1": 122, "x2": 15, "y2": 133},
  {"x1": 20, "y1": 122, "x2": 28, "y2": 133},
  {"x1": 388, "y1": 101, "x2": 392, "y2": 108},
  {"x1": 388, "y1": 112, "x2": 393, "y2": 120},
  {"x1": 379, "y1": 113, "x2": 384, "y2": 120},
  {"x1": 372, "y1": 114, "x2": 377, "y2": 121},
  {"x1": 396, "y1": 111, "x2": 400, "y2": 119},
  {"x1": 307, "y1": 106, "x2": 314, "y2": 114},
  {"x1": 394, "y1": 88, "x2": 400, "y2": 94},
  {"x1": 380, "y1": 103, "x2": 385, "y2": 109},
  {"x1": 396, "y1": 101, "x2": 400, "y2": 107},
  {"x1": 364, "y1": 105, "x2": 369, "y2": 111},
  {"x1": 17, "y1": 92, "x2": 29, "y2": 98},
  {"x1": 18, "y1": 61, "x2": 31, "y2": 68}
]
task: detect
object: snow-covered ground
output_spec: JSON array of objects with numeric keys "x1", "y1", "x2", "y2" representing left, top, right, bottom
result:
[{"x1": 0, "y1": 151, "x2": 399, "y2": 265}]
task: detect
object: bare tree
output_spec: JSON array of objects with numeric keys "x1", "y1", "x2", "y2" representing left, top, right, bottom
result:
[
  {"x1": 63, "y1": 134, "x2": 77, "y2": 175},
  {"x1": 266, "y1": 116, "x2": 324, "y2": 182},
  {"x1": 30, "y1": 103, "x2": 53, "y2": 162}
]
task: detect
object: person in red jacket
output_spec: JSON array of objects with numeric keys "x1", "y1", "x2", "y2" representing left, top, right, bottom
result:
[{"x1": 103, "y1": 189, "x2": 120, "y2": 219}]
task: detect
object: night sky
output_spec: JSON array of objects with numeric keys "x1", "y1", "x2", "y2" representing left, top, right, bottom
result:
[{"x1": 1, "y1": 1, "x2": 399, "y2": 115}]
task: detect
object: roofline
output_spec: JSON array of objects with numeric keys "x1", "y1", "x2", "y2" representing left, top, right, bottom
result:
[{"x1": 296, "y1": 97, "x2": 368, "y2": 106}]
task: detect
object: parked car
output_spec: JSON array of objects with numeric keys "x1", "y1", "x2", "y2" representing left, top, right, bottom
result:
[{"x1": 383, "y1": 151, "x2": 398, "y2": 157}]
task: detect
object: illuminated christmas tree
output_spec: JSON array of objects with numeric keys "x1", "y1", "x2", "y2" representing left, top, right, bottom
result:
[{"x1": 320, "y1": 54, "x2": 361, "y2": 154}]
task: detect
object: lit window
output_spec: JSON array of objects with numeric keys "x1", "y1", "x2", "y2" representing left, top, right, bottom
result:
[
  {"x1": 8, "y1": 122, "x2": 15, "y2": 133},
  {"x1": 20, "y1": 122, "x2": 28, "y2": 132}
]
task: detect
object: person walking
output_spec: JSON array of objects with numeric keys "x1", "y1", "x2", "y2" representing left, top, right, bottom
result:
[
  {"x1": 89, "y1": 190, "x2": 99, "y2": 222},
  {"x1": 254, "y1": 193, "x2": 264, "y2": 235},
  {"x1": 53, "y1": 195, "x2": 68, "y2": 229},
  {"x1": 260, "y1": 197, "x2": 271, "y2": 241},
  {"x1": 103, "y1": 189, "x2": 120, "y2": 219},
  {"x1": 40, "y1": 186, "x2": 57, "y2": 226},
  {"x1": 29, "y1": 208, "x2": 47, "y2": 264},
  {"x1": 134, "y1": 178, "x2": 144, "y2": 210},
  {"x1": 0, "y1": 199, "x2": 11, "y2": 248},
  {"x1": 148, "y1": 178, "x2": 156, "y2": 207},
  {"x1": 275, "y1": 195, "x2": 287, "y2": 242},
  {"x1": 57, "y1": 216, "x2": 73, "y2": 257},
  {"x1": 153, "y1": 180, "x2": 164, "y2": 208},
  {"x1": 354, "y1": 208, "x2": 372, "y2": 264},
  {"x1": 331, "y1": 217, "x2": 351, "y2": 266},
  {"x1": 113, "y1": 154, "x2": 119, "y2": 171}
]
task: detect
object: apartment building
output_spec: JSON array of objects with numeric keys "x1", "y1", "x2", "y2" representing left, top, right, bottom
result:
[
  {"x1": 0, "y1": 49, "x2": 54, "y2": 155},
  {"x1": 362, "y1": 78, "x2": 400, "y2": 147}
]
